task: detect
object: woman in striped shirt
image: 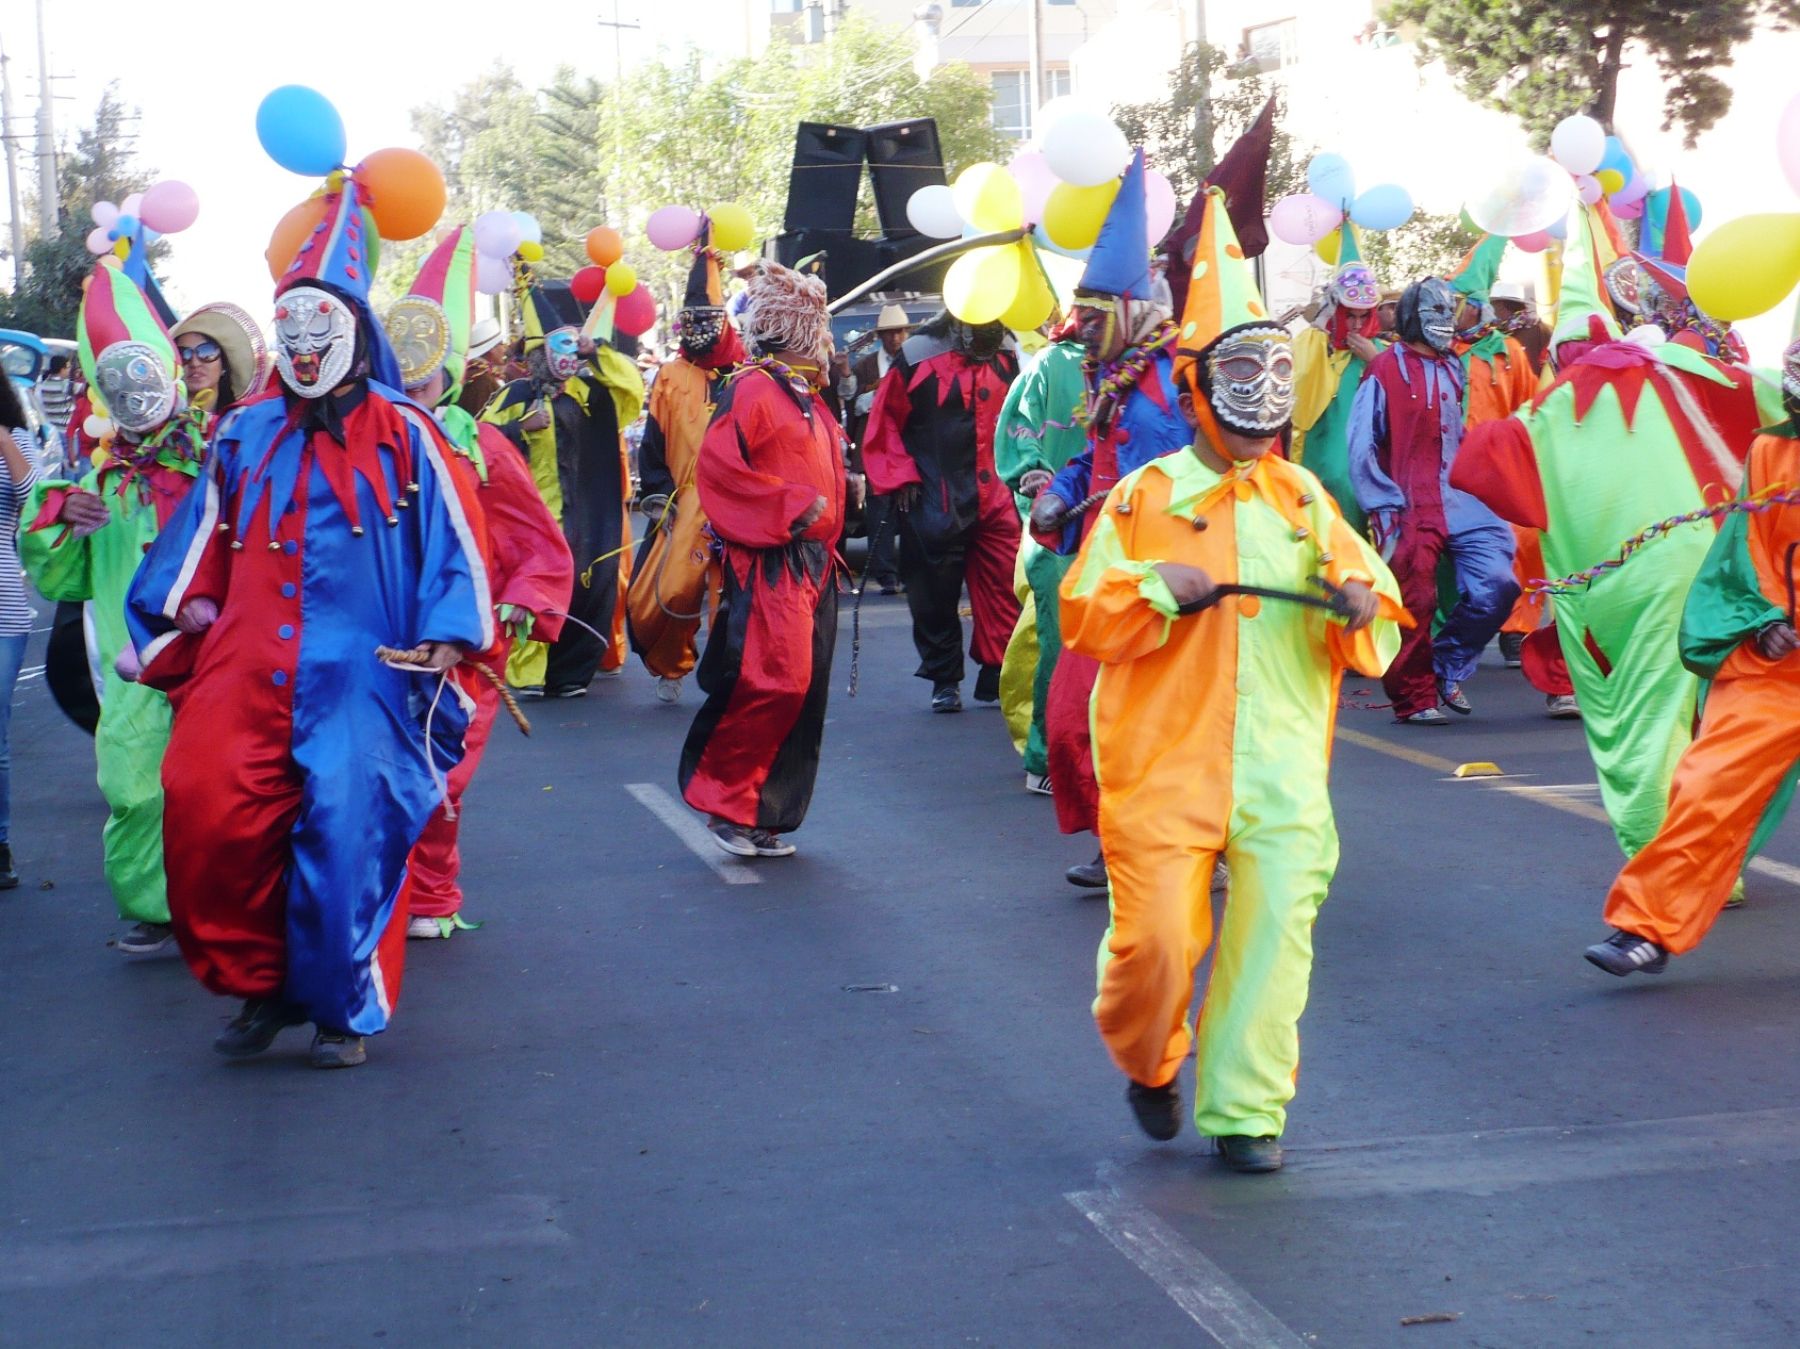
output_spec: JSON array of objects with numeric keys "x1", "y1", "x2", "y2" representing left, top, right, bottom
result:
[{"x1": 0, "y1": 373, "x2": 41, "y2": 890}]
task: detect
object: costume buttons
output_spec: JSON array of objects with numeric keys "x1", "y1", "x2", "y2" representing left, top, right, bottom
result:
[
  {"x1": 1239, "y1": 595, "x2": 1262, "y2": 618},
  {"x1": 977, "y1": 387, "x2": 991, "y2": 401},
  {"x1": 283, "y1": 540, "x2": 298, "y2": 555},
  {"x1": 281, "y1": 583, "x2": 297, "y2": 598},
  {"x1": 279, "y1": 625, "x2": 294, "y2": 639},
  {"x1": 272, "y1": 670, "x2": 288, "y2": 686},
  {"x1": 979, "y1": 470, "x2": 991, "y2": 484},
  {"x1": 1233, "y1": 482, "x2": 1253, "y2": 502},
  {"x1": 1116, "y1": 429, "x2": 1131, "y2": 444}
]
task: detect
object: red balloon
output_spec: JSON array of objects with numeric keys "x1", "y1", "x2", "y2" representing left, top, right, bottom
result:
[
  {"x1": 1512, "y1": 229, "x2": 1552, "y2": 254},
  {"x1": 615, "y1": 284, "x2": 658, "y2": 338},
  {"x1": 571, "y1": 265, "x2": 607, "y2": 305}
]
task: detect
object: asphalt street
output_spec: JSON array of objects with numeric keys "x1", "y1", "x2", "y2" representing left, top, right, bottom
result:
[{"x1": 7, "y1": 580, "x2": 1800, "y2": 1346}]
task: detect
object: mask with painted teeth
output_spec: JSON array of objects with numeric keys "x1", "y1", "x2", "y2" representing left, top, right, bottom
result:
[{"x1": 275, "y1": 286, "x2": 355, "y2": 399}]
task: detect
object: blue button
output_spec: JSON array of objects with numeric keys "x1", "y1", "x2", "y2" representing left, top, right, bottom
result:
[
  {"x1": 281, "y1": 583, "x2": 296, "y2": 598},
  {"x1": 278, "y1": 625, "x2": 294, "y2": 639},
  {"x1": 272, "y1": 670, "x2": 288, "y2": 686},
  {"x1": 283, "y1": 540, "x2": 298, "y2": 555}
]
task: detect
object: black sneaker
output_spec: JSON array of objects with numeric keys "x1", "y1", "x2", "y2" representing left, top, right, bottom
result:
[
  {"x1": 931, "y1": 682, "x2": 962, "y2": 714},
  {"x1": 1066, "y1": 852, "x2": 1108, "y2": 889},
  {"x1": 708, "y1": 820, "x2": 760, "y2": 857},
  {"x1": 1438, "y1": 679, "x2": 1473, "y2": 714},
  {"x1": 116, "y1": 921, "x2": 175, "y2": 955},
  {"x1": 1584, "y1": 929, "x2": 1669, "y2": 976},
  {"x1": 214, "y1": 999, "x2": 306, "y2": 1058},
  {"x1": 1217, "y1": 1135, "x2": 1284, "y2": 1172},
  {"x1": 1210, "y1": 857, "x2": 1229, "y2": 893},
  {"x1": 972, "y1": 664, "x2": 1002, "y2": 703},
  {"x1": 875, "y1": 576, "x2": 901, "y2": 596},
  {"x1": 1499, "y1": 632, "x2": 1525, "y2": 668},
  {"x1": 1126, "y1": 1080, "x2": 1182, "y2": 1141},
  {"x1": 548, "y1": 684, "x2": 589, "y2": 699},
  {"x1": 513, "y1": 685, "x2": 546, "y2": 701},
  {"x1": 0, "y1": 842, "x2": 16, "y2": 890},
  {"x1": 310, "y1": 1029, "x2": 367, "y2": 1069},
  {"x1": 749, "y1": 829, "x2": 796, "y2": 858}
]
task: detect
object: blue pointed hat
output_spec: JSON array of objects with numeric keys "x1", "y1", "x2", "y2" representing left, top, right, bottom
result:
[
  {"x1": 275, "y1": 172, "x2": 402, "y2": 389},
  {"x1": 1078, "y1": 148, "x2": 1152, "y2": 301}
]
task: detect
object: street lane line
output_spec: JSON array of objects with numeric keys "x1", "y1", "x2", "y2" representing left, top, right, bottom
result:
[
  {"x1": 1066, "y1": 1187, "x2": 1306, "y2": 1348},
  {"x1": 625, "y1": 782, "x2": 762, "y2": 885},
  {"x1": 1338, "y1": 726, "x2": 1800, "y2": 887}
]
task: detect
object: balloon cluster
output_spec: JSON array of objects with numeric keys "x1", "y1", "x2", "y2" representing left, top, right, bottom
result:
[
  {"x1": 256, "y1": 85, "x2": 449, "y2": 280},
  {"x1": 576, "y1": 224, "x2": 658, "y2": 338},
  {"x1": 85, "y1": 178, "x2": 201, "y2": 258},
  {"x1": 1268, "y1": 153, "x2": 1415, "y2": 258},
  {"x1": 1686, "y1": 93, "x2": 1800, "y2": 322},
  {"x1": 1547, "y1": 116, "x2": 1658, "y2": 219},
  {"x1": 471, "y1": 208, "x2": 546, "y2": 295}
]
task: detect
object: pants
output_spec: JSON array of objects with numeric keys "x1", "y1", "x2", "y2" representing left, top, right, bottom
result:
[
  {"x1": 95, "y1": 675, "x2": 173, "y2": 924},
  {"x1": 408, "y1": 672, "x2": 500, "y2": 918},
  {"x1": 1046, "y1": 652, "x2": 1100, "y2": 834},
  {"x1": 1604, "y1": 668, "x2": 1800, "y2": 953},
  {"x1": 1384, "y1": 514, "x2": 1518, "y2": 716},
  {"x1": 863, "y1": 494, "x2": 901, "y2": 584},
  {"x1": 0, "y1": 633, "x2": 25, "y2": 844},
  {"x1": 545, "y1": 550, "x2": 621, "y2": 692},
  {"x1": 898, "y1": 493, "x2": 1022, "y2": 685}
]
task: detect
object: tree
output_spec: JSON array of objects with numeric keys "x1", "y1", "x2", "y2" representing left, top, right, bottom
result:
[
  {"x1": 1360, "y1": 211, "x2": 1483, "y2": 289},
  {"x1": 1387, "y1": 0, "x2": 1800, "y2": 147}
]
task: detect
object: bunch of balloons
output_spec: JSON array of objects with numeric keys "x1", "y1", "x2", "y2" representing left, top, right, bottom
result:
[
  {"x1": 1267, "y1": 153, "x2": 1415, "y2": 260},
  {"x1": 1546, "y1": 115, "x2": 1660, "y2": 219},
  {"x1": 469, "y1": 208, "x2": 545, "y2": 296},
  {"x1": 644, "y1": 202, "x2": 756, "y2": 255},
  {"x1": 1687, "y1": 92, "x2": 1800, "y2": 321},
  {"x1": 84, "y1": 178, "x2": 201, "y2": 258},
  {"x1": 572, "y1": 224, "x2": 657, "y2": 338}
]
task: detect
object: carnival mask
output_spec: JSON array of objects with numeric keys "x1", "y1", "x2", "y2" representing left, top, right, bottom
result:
[
  {"x1": 94, "y1": 342, "x2": 178, "y2": 435},
  {"x1": 678, "y1": 308, "x2": 725, "y2": 359},
  {"x1": 1330, "y1": 264, "x2": 1380, "y2": 312},
  {"x1": 1204, "y1": 325, "x2": 1295, "y2": 437},
  {"x1": 384, "y1": 297, "x2": 451, "y2": 395},
  {"x1": 545, "y1": 327, "x2": 584, "y2": 380},
  {"x1": 275, "y1": 286, "x2": 356, "y2": 399},
  {"x1": 956, "y1": 321, "x2": 1006, "y2": 362},
  {"x1": 1783, "y1": 339, "x2": 1800, "y2": 414},
  {"x1": 1399, "y1": 278, "x2": 1457, "y2": 354}
]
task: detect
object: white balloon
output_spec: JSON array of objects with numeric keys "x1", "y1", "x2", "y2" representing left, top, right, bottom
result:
[
  {"x1": 474, "y1": 249, "x2": 510, "y2": 296},
  {"x1": 906, "y1": 184, "x2": 964, "y2": 240},
  {"x1": 473, "y1": 209, "x2": 523, "y2": 259},
  {"x1": 91, "y1": 200, "x2": 119, "y2": 229},
  {"x1": 82, "y1": 414, "x2": 111, "y2": 440},
  {"x1": 1465, "y1": 155, "x2": 1577, "y2": 238},
  {"x1": 1549, "y1": 115, "x2": 1606, "y2": 176},
  {"x1": 511, "y1": 211, "x2": 542, "y2": 245},
  {"x1": 1043, "y1": 112, "x2": 1130, "y2": 189}
]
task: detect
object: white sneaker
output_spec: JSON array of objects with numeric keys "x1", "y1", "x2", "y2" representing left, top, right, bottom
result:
[
  {"x1": 1024, "y1": 773, "x2": 1052, "y2": 796},
  {"x1": 1545, "y1": 693, "x2": 1581, "y2": 719},
  {"x1": 656, "y1": 676, "x2": 683, "y2": 704},
  {"x1": 407, "y1": 916, "x2": 449, "y2": 940}
]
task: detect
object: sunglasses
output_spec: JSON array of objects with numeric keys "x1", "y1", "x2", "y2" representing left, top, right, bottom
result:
[{"x1": 177, "y1": 339, "x2": 222, "y2": 363}]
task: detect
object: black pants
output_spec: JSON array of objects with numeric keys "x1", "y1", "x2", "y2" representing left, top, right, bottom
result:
[
  {"x1": 864, "y1": 494, "x2": 901, "y2": 583},
  {"x1": 545, "y1": 553, "x2": 619, "y2": 692}
]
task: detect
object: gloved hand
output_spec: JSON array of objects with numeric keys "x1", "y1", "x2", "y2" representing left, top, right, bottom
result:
[
  {"x1": 894, "y1": 482, "x2": 923, "y2": 514},
  {"x1": 417, "y1": 641, "x2": 463, "y2": 673},
  {"x1": 1369, "y1": 510, "x2": 1401, "y2": 563},
  {"x1": 497, "y1": 603, "x2": 536, "y2": 642},
  {"x1": 1018, "y1": 469, "x2": 1053, "y2": 498},
  {"x1": 1029, "y1": 491, "x2": 1070, "y2": 535},
  {"x1": 58, "y1": 489, "x2": 111, "y2": 539},
  {"x1": 175, "y1": 597, "x2": 219, "y2": 635},
  {"x1": 114, "y1": 645, "x2": 141, "y2": 683}
]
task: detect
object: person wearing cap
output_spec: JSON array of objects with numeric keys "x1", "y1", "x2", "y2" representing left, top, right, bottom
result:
[
  {"x1": 384, "y1": 226, "x2": 574, "y2": 939},
  {"x1": 1059, "y1": 187, "x2": 1402, "y2": 1172},
  {"x1": 170, "y1": 302, "x2": 269, "y2": 432},
  {"x1": 125, "y1": 171, "x2": 495, "y2": 1068},
  {"x1": 627, "y1": 232, "x2": 744, "y2": 702},
  {"x1": 1453, "y1": 200, "x2": 1780, "y2": 876},
  {"x1": 1291, "y1": 222, "x2": 1384, "y2": 535},
  {"x1": 842, "y1": 303, "x2": 912, "y2": 593},
  {"x1": 1489, "y1": 281, "x2": 1549, "y2": 376},
  {"x1": 456, "y1": 316, "x2": 507, "y2": 419}
]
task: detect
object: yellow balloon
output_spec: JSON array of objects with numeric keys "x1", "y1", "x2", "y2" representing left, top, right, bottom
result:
[
  {"x1": 1688, "y1": 212, "x2": 1800, "y2": 321},
  {"x1": 944, "y1": 244, "x2": 1023, "y2": 326},
  {"x1": 518, "y1": 239, "x2": 545, "y2": 262},
  {"x1": 1042, "y1": 180, "x2": 1119, "y2": 252},
  {"x1": 709, "y1": 203, "x2": 755, "y2": 253},
  {"x1": 952, "y1": 162, "x2": 1024, "y2": 234},
  {"x1": 605, "y1": 262, "x2": 638, "y2": 297},
  {"x1": 1595, "y1": 168, "x2": 1625, "y2": 195},
  {"x1": 1001, "y1": 245, "x2": 1055, "y2": 331},
  {"x1": 1313, "y1": 222, "x2": 1362, "y2": 265}
]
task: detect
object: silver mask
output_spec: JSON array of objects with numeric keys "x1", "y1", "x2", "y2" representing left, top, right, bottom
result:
[
  {"x1": 545, "y1": 327, "x2": 583, "y2": 381},
  {"x1": 1783, "y1": 339, "x2": 1800, "y2": 409},
  {"x1": 275, "y1": 286, "x2": 356, "y2": 399},
  {"x1": 93, "y1": 342, "x2": 178, "y2": 435},
  {"x1": 1415, "y1": 278, "x2": 1457, "y2": 354},
  {"x1": 1205, "y1": 325, "x2": 1295, "y2": 436}
]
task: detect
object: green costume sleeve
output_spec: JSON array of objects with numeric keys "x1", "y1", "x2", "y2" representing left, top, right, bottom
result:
[
  {"x1": 1678, "y1": 505, "x2": 1783, "y2": 679},
  {"x1": 18, "y1": 474, "x2": 99, "y2": 603},
  {"x1": 994, "y1": 363, "x2": 1048, "y2": 495}
]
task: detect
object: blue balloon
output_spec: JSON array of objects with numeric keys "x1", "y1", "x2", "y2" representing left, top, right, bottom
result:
[
  {"x1": 1642, "y1": 185, "x2": 1702, "y2": 257},
  {"x1": 1350, "y1": 183, "x2": 1413, "y2": 232},
  {"x1": 1032, "y1": 222, "x2": 1090, "y2": 262},
  {"x1": 1307, "y1": 153, "x2": 1357, "y2": 208},
  {"x1": 256, "y1": 85, "x2": 347, "y2": 176},
  {"x1": 1546, "y1": 213, "x2": 1569, "y2": 241},
  {"x1": 1598, "y1": 135, "x2": 1633, "y2": 179},
  {"x1": 113, "y1": 214, "x2": 139, "y2": 237}
]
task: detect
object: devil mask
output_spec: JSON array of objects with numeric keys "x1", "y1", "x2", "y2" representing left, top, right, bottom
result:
[
  {"x1": 1202, "y1": 323, "x2": 1295, "y2": 437},
  {"x1": 1397, "y1": 277, "x2": 1457, "y2": 354},
  {"x1": 275, "y1": 286, "x2": 358, "y2": 399},
  {"x1": 94, "y1": 342, "x2": 180, "y2": 436},
  {"x1": 955, "y1": 320, "x2": 1007, "y2": 362},
  {"x1": 678, "y1": 308, "x2": 726, "y2": 360}
]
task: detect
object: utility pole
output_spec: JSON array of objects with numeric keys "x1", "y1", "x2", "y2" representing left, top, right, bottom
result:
[
  {"x1": 596, "y1": 0, "x2": 640, "y2": 84},
  {"x1": 0, "y1": 30, "x2": 26, "y2": 282},
  {"x1": 1192, "y1": 0, "x2": 1213, "y2": 175},
  {"x1": 1026, "y1": 0, "x2": 1044, "y2": 139},
  {"x1": 33, "y1": 0, "x2": 57, "y2": 239}
]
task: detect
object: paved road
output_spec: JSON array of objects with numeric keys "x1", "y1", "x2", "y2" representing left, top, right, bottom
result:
[{"x1": 7, "y1": 590, "x2": 1800, "y2": 1346}]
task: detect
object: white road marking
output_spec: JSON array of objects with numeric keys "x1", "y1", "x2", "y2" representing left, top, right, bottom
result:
[
  {"x1": 1065, "y1": 1186, "x2": 1306, "y2": 1348},
  {"x1": 625, "y1": 782, "x2": 762, "y2": 886}
]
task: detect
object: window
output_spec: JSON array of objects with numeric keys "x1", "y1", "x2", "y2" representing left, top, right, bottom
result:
[
  {"x1": 951, "y1": 0, "x2": 985, "y2": 7},
  {"x1": 990, "y1": 68, "x2": 1074, "y2": 140},
  {"x1": 1240, "y1": 18, "x2": 1299, "y2": 73}
]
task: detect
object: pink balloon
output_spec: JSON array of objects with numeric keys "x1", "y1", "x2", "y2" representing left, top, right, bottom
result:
[
  {"x1": 647, "y1": 204, "x2": 702, "y2": 252},
  {"x1": 1513, "y1": 229, "x2": 1553, "y2": 253},
  {"x1": 1781, "y1": 91, "x2": 1800, "y2": 197},
  {"x1": 474, "y1": 249, "x2": 510, "y2": 296},
  {"x1": 1268, "y1": 193, "x2": 1342, "y2": 247},
  {"x1": 1613, "y1": 197, "x2": 1645, "y2": 220},
  {"x1": 1145, "y1": 170, "x2": 1177, "y2": 249},
  {"x1": 140, "y1": 180, "x2": 200, "y2": 234},
  {"x1": 1575, "y1": 175, "x2": 1602, "y2": 206},
  {"x1": 616, "y1": 284, "x2": 658, "y2": 338},
  {"x1": 1613, "y1": 171, "x2": 1651, "y2": 208},
  {"x1": 91, "y1": 200, "x2": 118, "y2": 229},
  {"x1": 85, "y1": 225, "x2": 112, "y2": 256},
  {"x1": 1008, "y1": 148, "x2": 1057, "y2": 226}
]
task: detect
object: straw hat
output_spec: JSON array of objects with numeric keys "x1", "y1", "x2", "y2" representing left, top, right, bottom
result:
[
  {"x1": 875, "y1": 303, "x2": 912, "y2": 333},
  {"x1": 171, "y1": 302, "x2": 269, "y2": 408}
]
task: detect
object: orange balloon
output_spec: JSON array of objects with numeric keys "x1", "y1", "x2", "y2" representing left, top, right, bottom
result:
[
  {"x1": 355, "y1": 147, "x2": 446, "y2": 241},
  {"x1": 586, "y1": 226, "x2": 624, "y2": 268},
  {"x1": 265, "y1": 195, "x2": 330, "y2": 281}
]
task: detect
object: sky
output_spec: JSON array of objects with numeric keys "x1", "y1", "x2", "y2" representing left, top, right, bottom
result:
[{"x1": 10, "y1": 0, "x2": 731, "y2": 331}]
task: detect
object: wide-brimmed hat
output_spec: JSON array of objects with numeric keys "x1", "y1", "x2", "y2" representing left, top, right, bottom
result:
[
  {"x1": 172, "y1": 301, "x2": 268, "y2": 408},
  {"x1": 468, "y1": 316, "x2": 503, "y2": 360},
  {"x1": 875, "y1": 303, "x2": 912, "y2": 333}
]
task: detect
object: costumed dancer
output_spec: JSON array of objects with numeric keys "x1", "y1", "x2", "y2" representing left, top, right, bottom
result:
[
  {"x1": 21, "y1": 260, "x2": 203, "y2": 955},
  {"x1": 677, "y1": 263, "x2": 844, "y2": 858},
  {"x1": 1061, "y1": 187, "x2": 1402, "y2": 1172},
  {"x1": 1583, "y1": 340, "x2": 1800, "y2": 977},
  {"x1": 125, "y1": 171, "x2": 495, "y2": 1068},
  {"x1": 385, "y1": 226, "x2": 574, "y2": 939},
  {"x1": 1452, "y1": 203, "x2": 1778, "y2": 861},
  {"x1": 1348, "y1": 276, "x2": 1519, "y2": 724},
  {"x1": 1290, "y1": 222, "x2": 1383, "y2": 532},
  {"x1": 994, "y1": 322, "x2": 1086, "y2": 795},
  {"x1": 862, "y1": 301, "x2": 1022, "y2": 713},
  {"x1": 1027, "y1": 150, "x2": 1194, "y2": 890},
  {"x1": 840, "y1": 304, "x2": 913, "y2": 595},
  {"x1": 481, "y1": 276, "x2": 643, "y2": 698},
  {"x1": 626, "y1": 230, "x2": 742, "y2": 704}
]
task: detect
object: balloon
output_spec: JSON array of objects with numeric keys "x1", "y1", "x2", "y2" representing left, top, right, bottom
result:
[
  {"x1": 1598, "y1": 135, "x2": 1632, "y2": 176},
  {"x1": 121, "y1": 193, "x2": 143, "y2": 216},
  {"x1": 616, "y1": 285, "x2": 658, "y2": 338},
  {"x1": 139, "y1": 180, "x2": 199, "y2": 234},
  {"x1": 518, "y1": 240, "x2": 544, "y2": 263},
  {"x1": 586, "y1": 226, "x2": 625, "y2": 267},
  {"x1": 1031, "y1": 221, "x2": 1089, "y2": 262},
  {"x1": 571, "y1": 266, "x2": 606, "y2": 305},
  {"x1": 474, "y1": 248, "x2": 511, "y2": 296},
  {"x1": 255, "y1": 85, "x2": 347, "y2": 176},
  {"x1": 647, "y1": 204, "x2": 703, "y2": 251},
  {"x1": 90, "y1": 200, "x2": 118, "y2": 229},
  {"x1": 605, "y1": 262, "x2": 638, "y2": 297},
  {"x1": 1009, "y1": 148, "x2": 1057, "y2": 225},
  {"x1": 1688, "y1": 213, "x2": 1800, "y2": 320},
  {"x1": 83, "y1": 414, "x2": 111, "y2": 440},
  {"x1": 1781, "y1": 93, "x2": 1800, "y2": 197},
  {"x1": 512, "y1": 211, "x2": 542, "y2": 245},
  {"x1": 1546, "y1": 213, "x2": 1570, "y2": 240},
  {"x1": 473, "y1": 209, "x2": 523, "y2": 259},
  {"x1": 264, "y1": 196, "x2": 330, "y2": 281},
  {"x1": 1041, "y1": 178, "x2": 1120, "y2": 251},
  {"x1": 1268, "y1": 193, "x2": 1343, "y2": 247},
  {"x1": 1595, "y1": 168, "x2": 1625, "y2": 196},
  {"x1": 1350, "y1": 183, "x2": 1413, "y2": 232},
  {"x1": 1549, "y1": 114, "x2": 1607, "y2": 175},
  {"x1": 1042, "y1": 111, "x2": 1130, "y2": 188},
  {"x1": 906, "y1": 184, "x2": 963, "y2": 240},
  {"x1": 952, "y1": 163, "x2": 1024, "y2": 233},
  {"x1": 1575, "y1": 174, "x2": 1603, "y2": 206},
  {"x1": 356, "y1": 148, "x2": 445, "y2": 240},
  {"x1": 1465, "y1": 155, "x2": 1575, "y2": 237},
  {"x1": 1314, "y1": 231, "x2": 1343, "y2": 265},
  {"x1": 1646, "y1": 185, "x2": 1703, "y2": 234},
  {"x1": 1614, "y1": 171, "x2": 1651, "y2": 208},
  {"x1": 112, "y1": 214, "x2": 139, "y2": 240},
  {"x1": 1613, "y1": 197, "x2": 1645, "y2": 220},
  {"x1": 1144, "y1": 170, "x2": 1177, "y2": 249},
  {"x1": 84, "y1": 226, "x2": 111, "y2": 256},
  {"x1": 1306, "y1": 153, "x2": 1357, "y2": 208},
  {"x1": 944, "y1": 244, "x2": 1024, "y2": 325},
  {"x1": 1001, "y1": 246, "x2": 1056, "y2": 331},
  {"x1": 1512, "y1": 229, "x2": 1552, "y2": 253},
  {"x1": 708, "y1": 203, "x2": 755, "y2": 253}
]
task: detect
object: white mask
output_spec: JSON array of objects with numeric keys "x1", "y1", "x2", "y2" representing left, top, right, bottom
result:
[
  {"x1": 275, "y1": 286, "x2": 357, "y2": 399},
  {"x1": 93, "y1": 342, "x2": 179, "y2": 435}
]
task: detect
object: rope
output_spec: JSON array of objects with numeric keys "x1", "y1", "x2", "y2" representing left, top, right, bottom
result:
[
  {"x1": 539, "y1": 608, "x2": 612, "y2": 648},
  {"x1": 375, "y1": 644, "x2": 531, "y2": 738}
]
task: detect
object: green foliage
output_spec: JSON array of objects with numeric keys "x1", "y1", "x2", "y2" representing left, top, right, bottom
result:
[
  {"x1": 1387, "y1": 0, "x2": 1800, "y2": 147},
  {"x1": 1361, "y1": 211, "x2": 1483, "y2": 289}
]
